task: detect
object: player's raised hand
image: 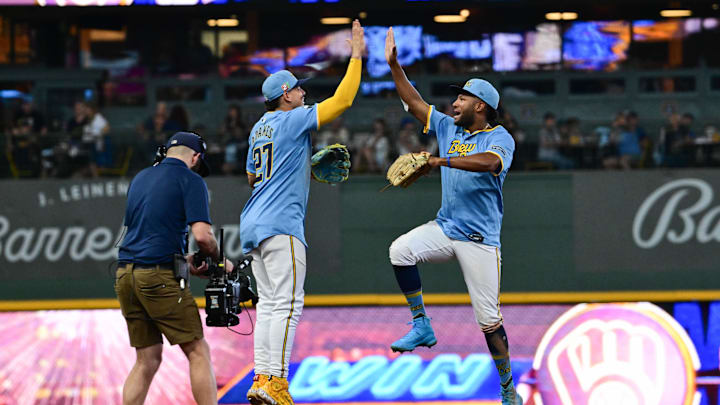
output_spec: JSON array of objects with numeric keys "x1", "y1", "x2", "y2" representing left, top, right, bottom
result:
[
  {"x1": 385, "y1": 27, "x2": 398, "y2": 65},
  {"x1": 350, "y1": 19, "x2": 365, "y2": 59}
]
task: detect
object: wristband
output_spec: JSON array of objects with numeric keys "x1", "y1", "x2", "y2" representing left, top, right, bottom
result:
[{"x1": 446, "y1": 156, "x2": 452, "y2": 168}]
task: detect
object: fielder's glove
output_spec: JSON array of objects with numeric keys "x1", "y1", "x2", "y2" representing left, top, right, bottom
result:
[
  {"x1": 386, "y1": 151, "x2": 432, "y2": 188},
  {"x1": 311, "y1": 143, "x2": 351, "y2": 184}
]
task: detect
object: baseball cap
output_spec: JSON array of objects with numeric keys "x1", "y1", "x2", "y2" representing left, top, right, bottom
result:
[
  {"x1": 262, "y1": 70, "x2": 310, "y2": 102},
  {"x1": 449, "y1": 78, "x2": 500, "y2": 110},
  {"x1": 166, "y1": 131, "x2": 210, "y2": 177}
]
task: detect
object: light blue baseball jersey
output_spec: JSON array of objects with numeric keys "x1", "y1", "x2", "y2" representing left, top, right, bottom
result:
[
  {"x1": 240, "y1": 105, "x2": 318, "y2": 254},
  {"x1": 425, "y1": 105, "x2": 515, "y2": 248}
]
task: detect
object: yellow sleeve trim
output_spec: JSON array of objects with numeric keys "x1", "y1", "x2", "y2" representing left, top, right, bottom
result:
[
  {"x1": 422, "y1": 105, "x2": 434, "y2": 134},
  {"x1": 246, "y1": 170, "x2": 255, "y2": 176},
  {"x1": 317, "y1": 57, "x2": 362, "y2": 128},
  {"x1": 485, "y1": 150, "x2": 504, "y2": 176}
]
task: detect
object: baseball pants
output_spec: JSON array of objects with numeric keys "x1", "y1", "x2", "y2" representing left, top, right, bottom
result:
[
  {"x1": 389, "y1": 220, "x2": 503, "y2": 328},
  {"x1": 249, "y1": 234, "x2": 306, "y2": 378}
]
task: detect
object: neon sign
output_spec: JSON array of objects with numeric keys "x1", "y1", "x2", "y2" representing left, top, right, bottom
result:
[{"x1": 533, "y1": 303, "x2": 700, "y2": 405}]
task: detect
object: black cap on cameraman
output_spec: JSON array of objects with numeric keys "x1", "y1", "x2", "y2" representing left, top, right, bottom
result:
[{"x1": 166, "y1": 132, "x2": 210, "y2": 177}]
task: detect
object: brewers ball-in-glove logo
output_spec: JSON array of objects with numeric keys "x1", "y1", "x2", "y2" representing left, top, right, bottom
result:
[{"x1": 533, "y1": 303, "x2": 699, "y2": 405}]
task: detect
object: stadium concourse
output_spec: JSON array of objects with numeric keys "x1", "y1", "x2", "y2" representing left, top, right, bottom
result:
[{"x1": 0, "y1": 0, "x2": 719, "y2": 404}]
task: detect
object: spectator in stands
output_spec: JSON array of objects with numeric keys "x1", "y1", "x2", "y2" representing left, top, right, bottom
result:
[
  {"x1": 600, "y1": 112, "x2": 627, "y2": 169},
  {"x1": 139, "y1": 102, "x2": 170, "y2": 135},
  {"x1": 138, "y1": 102, "x2": 177, "y2": 164},
  {"x1": 63, "y1": 101, "x2": 91, "y2": 177},
  {"x1": 566, "y1": 117, "x2": 584, "y2": 146},
  {"x1": 168, "y1": 104, "x2": 190, "y2": 131},
  {"x1": 623, "y1": 111, "x2": 650, "y2": 168},
  {"x1": 606, "y1": 111, "x2": 647, "y2": 170},
  {"x1": 502, "y1": 109, "x2": 525, "y2": 144},
  {"x1": 219, "y1": 104, "x2": 247, "y2": 142},
  {"x1": 679, "y1": 112, "x2": 696, "y2": 139},
  {"x1": 67, "y1": 101, "x2": 89, "y2": 139},
  {"x1": 660, "y1": 113, "x2": 694, "y2": 167},
  {"x1": 82, "y1": 103, "x2": 110, "y2": 177},
  {"x1": 7, "y1": 100, "x2": 46, "y2": 177},
  {"x1": 316, "y1": 117, "x2": 350, "y2": 151},
  {"x1": 537, "y1": 112, "x2": 574, "y2": 169},
  {"x1": 396, "y1": 117, "x2": 423, "y2": 155},
  {"x1": 220, "y1": 105, "x2": 249, "y2": 176},
  {"x1": 356, "y1": 118, "x2": 391, "y2": 173}
]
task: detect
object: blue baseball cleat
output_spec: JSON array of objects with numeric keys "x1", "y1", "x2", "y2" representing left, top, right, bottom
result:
[
  {"x1": 501, "y1": 384, "x2": 523, "y2": 405},
  {"x1": 390, "y1": 316, "x2": 437, "y2": 352}
]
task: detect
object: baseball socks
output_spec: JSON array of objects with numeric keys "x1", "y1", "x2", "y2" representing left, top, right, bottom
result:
[
  {"x1": 484, "y1": 325, "x2": 520, "y2": 402},
  {"x1": 392, "y1": 265, "x2": 426, "y2": 319}
]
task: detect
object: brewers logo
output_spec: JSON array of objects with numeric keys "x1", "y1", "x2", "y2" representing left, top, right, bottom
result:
[
  {"x1": 448, "y1": 140, "x2": 476, "y2": 156},
  {"x1": 532, "y1": 303, "x2": 699, "y2": 405}
]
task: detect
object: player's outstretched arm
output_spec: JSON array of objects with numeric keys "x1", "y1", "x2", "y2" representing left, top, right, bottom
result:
[
  {"x1": 386, "y1": 27, "x2": 430, "y2": 125},
  {"x1": 428, "y1": 153, "x2": 502, "y2": 174},
  {"x1": 316, "y1": 19, "x2": 364, "y2": 128}
]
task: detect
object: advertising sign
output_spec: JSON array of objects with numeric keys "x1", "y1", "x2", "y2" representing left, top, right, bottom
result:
[
  {"x1": 573, "y1": 171, "x2": 720, "y2": 273},
  {"x1": 0, "y1": 302, "x2": 718, "y2": 404}
]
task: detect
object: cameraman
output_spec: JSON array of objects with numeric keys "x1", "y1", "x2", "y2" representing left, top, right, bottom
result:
[{"x1": 116, "y1": 131, "x2": 233, "y2": 405}]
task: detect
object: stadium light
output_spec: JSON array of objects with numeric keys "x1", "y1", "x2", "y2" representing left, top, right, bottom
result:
[
  {"x1": 459, "y1": 9, "x2": 470, "y2": 17},
  {"x1": 660, "y1": 9, "x2": 692, "y2": 17},
  {"x1": 545, "y1": 11, "x2": 578, "y2": 21},
  {"x1": 434, "y1": 15, "x2": 467, "y2": 23},
  {"x1": 321, "y1": 17, "x2": 352, "y2": 25}
]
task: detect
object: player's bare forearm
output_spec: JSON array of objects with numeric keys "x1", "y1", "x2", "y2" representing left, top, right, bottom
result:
[
  {"x1": 385, "y1": 27, "x2": 429, "y2": 125},
  {"x1": 247, "y1": 172, "x2": 257, "y2": 186},
  {"x1": 388, "y1": 62, "x2": 430, "y2": 124},
  {"x1": 429, "y1": 153, "x2": 501, "y2": 174}
]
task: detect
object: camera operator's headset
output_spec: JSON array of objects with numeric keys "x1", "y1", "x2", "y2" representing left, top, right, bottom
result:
[{"x1": 153, "y1": 132, "x2": 210, "y2": 178}]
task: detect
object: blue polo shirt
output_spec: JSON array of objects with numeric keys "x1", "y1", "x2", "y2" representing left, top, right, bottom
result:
[{"x1": 119, "y1": 158, "x2": 211, "y2": 265}]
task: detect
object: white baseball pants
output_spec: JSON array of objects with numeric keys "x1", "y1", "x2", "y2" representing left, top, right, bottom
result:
[
  {"x1": 389, "y1": 220, "x2": 503, "y2": 329},
  {"x1": 249, "y1": 234, "x2": 306, "y2": 378}
]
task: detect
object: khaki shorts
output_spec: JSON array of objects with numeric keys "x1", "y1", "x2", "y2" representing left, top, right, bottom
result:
[{"x1": 115, "y1": 263, "x2": 203, "y2": 348}]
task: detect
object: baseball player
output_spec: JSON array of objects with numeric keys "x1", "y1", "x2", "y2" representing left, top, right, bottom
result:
[
  {"x1": 384, "y1": 27, "x2": 523, "y2": 405},
  {"x1": 240, "y1": 19, "x2": 365, "y2": 405}
]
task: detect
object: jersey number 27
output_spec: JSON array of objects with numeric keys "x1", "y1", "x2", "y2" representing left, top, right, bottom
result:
[{"x1": 253, "y1": 142, "x2": 274, "y2": 184}]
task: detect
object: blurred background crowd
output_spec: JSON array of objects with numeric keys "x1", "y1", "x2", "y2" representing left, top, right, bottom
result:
[
  {"x1": 2, "y1": 0, "x2": 720, "y2": 178},
  {"x1": 6, "y1": 98, "x2": 717, "y2": 178}
]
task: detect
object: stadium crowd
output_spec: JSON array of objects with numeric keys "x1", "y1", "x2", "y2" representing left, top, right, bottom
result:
[{"x1": 4, "y1": 98, "x2": 720, "y2": 179}]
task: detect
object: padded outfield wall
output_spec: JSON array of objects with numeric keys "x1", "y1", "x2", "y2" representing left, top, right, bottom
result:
[{"x1": 0, "y1": 170, "x2": 718, "y2": 303}]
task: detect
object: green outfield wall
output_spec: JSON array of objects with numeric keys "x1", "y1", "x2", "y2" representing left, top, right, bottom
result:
[{"x1": 0, "y1": 170, "x2": 718, "y2": 301}]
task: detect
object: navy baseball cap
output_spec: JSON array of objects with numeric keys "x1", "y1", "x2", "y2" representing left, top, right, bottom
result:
[
  {"x1": 450, "y1": 78, "x2": 500, "y2": 110},
  {"x1": 166, "y1": 131, "x2": 210, "y2": 177},
  {"x1": 262, "y1": 70, "x2": 310, "y2": 101}
]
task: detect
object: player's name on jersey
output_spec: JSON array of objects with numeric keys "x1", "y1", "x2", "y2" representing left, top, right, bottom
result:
[{"x1": 251, "y1": 124, "x2": 274, "y2": 144}]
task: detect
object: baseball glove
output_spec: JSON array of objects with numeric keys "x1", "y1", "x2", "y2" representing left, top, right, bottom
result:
[
  {"x1": 311, "y1": 143, "x2": 351, "y2": 184},
  {"x1": 386, "y1": 151, "x2": 432, "y2": 188}
]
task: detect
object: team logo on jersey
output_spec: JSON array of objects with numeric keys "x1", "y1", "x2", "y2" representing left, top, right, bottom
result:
[
  {"x1": 490, "y1": 145, "x2": 508, "y2": 158},
  {"x1": 468, "y1": 233, "x2": 484, "y2": 242},
  {"x1": 448, "y1": 140, "x2": 476, "y2": 156}
]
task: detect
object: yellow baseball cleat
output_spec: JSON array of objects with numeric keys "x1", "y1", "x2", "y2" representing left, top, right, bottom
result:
[
  {"x1": 247, "y1": 374, "x2": 270, "y2": 405},
  {"x1": 255, "y1": 376, "x2": 295, "y2": 405}
]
